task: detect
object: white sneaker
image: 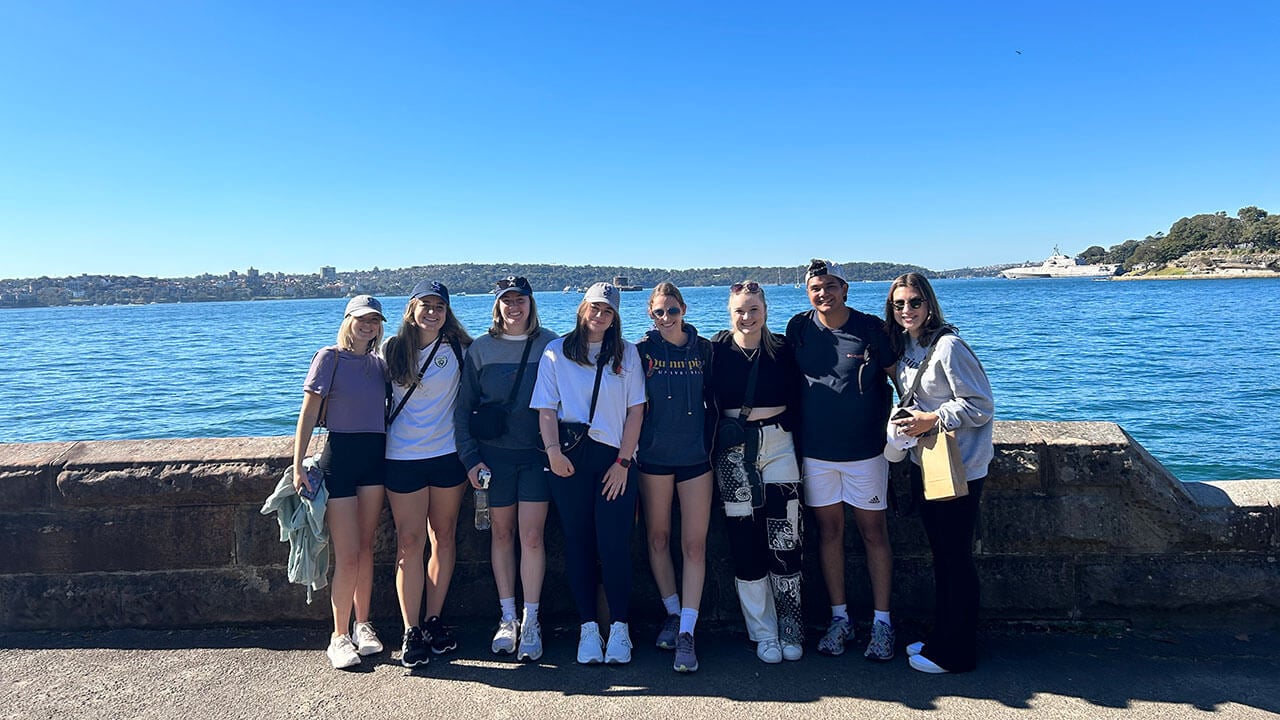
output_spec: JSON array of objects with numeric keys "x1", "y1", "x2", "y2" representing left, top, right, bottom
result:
[
  {"x1": 577, "y1": 622, "x2": 604, "y2": 665},
  {"x1": 352, "y1": 621, "x2": 383, "y2": 656},
  {"x1": 910, "y1": 653, "x2": 950, "y2": 674},
  {"x1": 604, "y1": 621, "x2": 633, "y2": 664},
  {"x1": 491, "y1": 617, "x2": 519, "y2": 655},
  {"x1": 517, "y1": 620, "x2": 544, "y2": 662},
  {"x1": 782, "y1": 642, "x2": 803, "y2": 661},
  {"x1": 756, "y1": 638, "x2": 783, "y2": 664},
  {"x1": 327, "y1": 634, "x2": 360, "y2": 669},
  {"x1": 906, "y1": 641, "x2": 925, "y2": 657}
]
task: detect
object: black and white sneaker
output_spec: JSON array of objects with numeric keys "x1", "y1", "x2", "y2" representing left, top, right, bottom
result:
[
  {"x1": 424, "y1": 615, "x2": 458, "y2": 655},
  {"x1": 400, "y1": 626, "x2": 430, "y2": 668}
]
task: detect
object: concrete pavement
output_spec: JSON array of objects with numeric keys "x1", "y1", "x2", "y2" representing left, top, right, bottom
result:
[{"x1": 2, "y1": 622, "x2": 1277, "y2": 720}]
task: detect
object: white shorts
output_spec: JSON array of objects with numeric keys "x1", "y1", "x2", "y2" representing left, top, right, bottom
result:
[{"x1": 802, "y1": 455, "x2": 889, "y2": 511}]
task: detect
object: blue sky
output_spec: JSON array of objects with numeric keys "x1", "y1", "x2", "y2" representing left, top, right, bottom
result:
[{"x1": 2, "y1": 1, "x2": 1277, "y2": 278}]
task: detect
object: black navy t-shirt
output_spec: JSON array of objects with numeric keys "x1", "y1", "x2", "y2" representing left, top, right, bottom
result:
[{"x1": 789, "y1": 309, "x2": 897, "y2": 462}]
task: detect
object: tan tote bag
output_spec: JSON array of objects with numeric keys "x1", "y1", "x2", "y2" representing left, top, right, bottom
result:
[{"x1": 919, "y1": 428, "x2": 967, "y2": 501}]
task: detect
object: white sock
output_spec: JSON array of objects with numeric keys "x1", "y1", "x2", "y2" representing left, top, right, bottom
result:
[
  {"x1": 874, "y1": 610, "x2": 892, "y2": 626},
  {"x1": 523, "y1": 602, "x2": 540, "y2": 625},
  {"x1": 679, "y1": 607, "x2": 699, "y2": 635},
  {"x1": 662, "y1": 593, "x2": 681, "y2": 616},
  {"x1": 500, "y1": 597, "x2": 517, "y2": 621},
  {"x1": 832, "y1": 603, "x2": 848, "y2": 622}
]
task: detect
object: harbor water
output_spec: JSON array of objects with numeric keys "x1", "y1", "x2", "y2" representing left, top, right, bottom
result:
[{"x1": 3, "y1": 278, "x2": 1276, "y2": 483}]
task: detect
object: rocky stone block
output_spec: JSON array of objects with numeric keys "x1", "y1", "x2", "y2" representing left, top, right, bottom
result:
[
  {"x1": 1078, "y1": 556, "x2": 1280, "y2": 618},
  {"x1": 0, "y1": 568, "x2": 329, "y2": 631},
  {"x1": 0, "y1": 507, "x2": 238, "y2": 574},
  {"x1": 981, "y1": 492, "x2": 1185, "y2": 554}
]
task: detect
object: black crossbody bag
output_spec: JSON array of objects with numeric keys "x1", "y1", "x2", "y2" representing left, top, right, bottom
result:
[
  {"x1": 556, "y1": 353, "x2": 607, "y2": 454},
  {"x1": 469, "y1": 336, "x2": 536, "y2": 441}
]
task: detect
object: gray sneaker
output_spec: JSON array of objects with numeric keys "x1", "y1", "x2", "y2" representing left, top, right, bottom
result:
[
  {"x1": 864, "y1": 620, "x2": 895, "y2": 661},
  {"x1": 655, "y1": 614, "x2": 680, "y2": 650},
  {"x1": 673, "y1": 632, "x2": 698, "y2": 673},
  {"x1": 817, "y1": 616, "x2": 851, "y2": 656},
  {"x1": 491, "y1": 617, "x2": 519, "y2": 655},
  {"x1": 517, "y1": 620, "x2": 543, "y2": 662}
]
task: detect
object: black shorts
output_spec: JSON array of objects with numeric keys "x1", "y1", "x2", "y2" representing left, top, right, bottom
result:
[
  {"x1": 637, "y1": 460, "x2": 713, "y2": 483},
  {"x1": 319, "y1": 432, "x2": 386, "y2": 499},
  {"x1": 384, "y1": 453, "x2": 468, "y2": 494},
  {"x1": 480, "y1": 445, "x2": 551, "y2": 507}
]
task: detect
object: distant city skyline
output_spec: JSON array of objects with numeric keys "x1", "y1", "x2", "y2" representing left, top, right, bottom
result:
[{"x1": 2, "y1": 2, "x2": 1277, "y2": 279}]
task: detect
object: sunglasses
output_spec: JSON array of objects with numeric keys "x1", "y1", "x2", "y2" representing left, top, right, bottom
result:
[
  {"x1": 892, "y1": 297, "x2": 926, "y2": 311},
  {"x1": 495, "y1": 276, "x2": 530, "y2": 291},
  {"x1": 730, "y1": 281, "x2": 761, "y2": 294},
  {"x1": 651, "y1": 307, "x2": 683, "y2": 319}
]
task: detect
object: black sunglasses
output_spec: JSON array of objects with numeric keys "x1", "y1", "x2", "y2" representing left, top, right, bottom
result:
[
  {"x1": 892, "y1": 298, "x2": 926, "y2": 311},
  {"x1": 495, "y1": 276, "x2": 530, "y2": 291},
  {"x1": 730, "y1": 281, "x2": 761, "y2": 294},
  {"x1": 651, "y1": 307, "x2": 683, "y2": 318}
]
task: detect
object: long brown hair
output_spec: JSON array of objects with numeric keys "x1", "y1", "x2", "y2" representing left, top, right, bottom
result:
[
  {"x1": 386, "y1": 297, "x2": 474, "y2": 387},
  {"x1": 884, "y1": 272, "x2": 948, "y2": 355},
  {"x1": 563, "y1": 300, "x2": 625, "y2": 373}
]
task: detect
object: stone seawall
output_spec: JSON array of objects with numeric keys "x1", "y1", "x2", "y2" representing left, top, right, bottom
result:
[{"x1": 1, "y1": 422, "x2": 1276, "y2": 631}]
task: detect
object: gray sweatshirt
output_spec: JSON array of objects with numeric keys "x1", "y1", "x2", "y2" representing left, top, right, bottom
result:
[
  {"x1": 897, "y1": 331, "x2": 995, "y2": 481},
  {"x1": 453, "y1": 327, "x2": 558, "y2": 471}
]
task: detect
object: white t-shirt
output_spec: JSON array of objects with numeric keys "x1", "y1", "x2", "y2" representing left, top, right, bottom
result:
[
  {"x1": 385, "y1": 339, "x2": 465, "y2": 460},
  {"x1": 530, "y1": 338, "x2": 646, "y2": 450}
]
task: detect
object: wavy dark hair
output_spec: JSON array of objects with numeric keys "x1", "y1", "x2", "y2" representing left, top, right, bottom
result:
[
  {"x1": 563, "y1": 300, "x2": 625, "y2": 373},
  {"x1": 884, "y1": 272, "x2": 948, "y2": 355},
  {"x1": 386, "y1": 296, "x2": 474, "y2": 387}
]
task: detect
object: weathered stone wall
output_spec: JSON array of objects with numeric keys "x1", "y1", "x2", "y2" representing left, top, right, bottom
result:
[{"x1": 1, "y1": 422, "x2": 1275, "y2": 631}]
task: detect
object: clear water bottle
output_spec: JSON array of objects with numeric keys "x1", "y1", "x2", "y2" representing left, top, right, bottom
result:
[{"x1": 474, "y1": 468, "x2": 491, "y2": 531}]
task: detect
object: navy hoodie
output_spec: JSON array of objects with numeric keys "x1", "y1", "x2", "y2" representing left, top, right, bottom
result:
[{"x1": 636, "y1": 324, "x2": 715, "y2": 467}]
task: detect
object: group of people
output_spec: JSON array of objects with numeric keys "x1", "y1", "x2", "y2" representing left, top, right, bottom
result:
[{"x1": 290, "y1": 260, "x2": 995, "y2": 677}]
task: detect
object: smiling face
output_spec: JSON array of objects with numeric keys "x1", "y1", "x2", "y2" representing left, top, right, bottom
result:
[
  {"x1": 348, "y1": 313, "x2": 383, "y2": 351},
  {"x1": 649, "y1": 294, "x2": 685, "y2": 336},
  {"x1": 806, "y1": 274, "x2": 847, "y2": 314},
  {"x1": 891, "y1": 285, "x2": 929, "y2": 338},
  {"x1": 497, "y1": 291, "x2": 530, "y2": 333},
  {"x1": 411, "y1": 296, "x2": 448, "y2": 339},
  {"x1": 581, "y1": 301, "x2": 616, "y2": 340},
  {"x1": 729, "y1": 289, "x2": 767, "y2": 338}
]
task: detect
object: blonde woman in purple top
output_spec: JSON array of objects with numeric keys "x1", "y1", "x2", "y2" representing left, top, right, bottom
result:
[{"x1": 292, "y1": 295, "x2": 389, "y2": 670}]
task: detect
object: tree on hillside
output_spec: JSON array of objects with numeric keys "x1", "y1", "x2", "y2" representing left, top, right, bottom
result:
[{"x1": 1078, "y1": 245, "x2": 1107, "y2": 263}]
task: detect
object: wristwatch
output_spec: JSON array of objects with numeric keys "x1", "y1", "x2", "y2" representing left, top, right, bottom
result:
[{"x1": 616, "y1": 457, "x2": 632, "y2": 469}]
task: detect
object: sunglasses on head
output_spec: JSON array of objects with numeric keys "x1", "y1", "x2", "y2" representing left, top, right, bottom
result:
[
  {"x1": 651, "y1": 307, "x2": 683, "y2": 318},
  {"x1": 892, "y1": 297, "x2": 926, "y2": 311},
  {"x1": 496, "y1": 276, "x2": 530, "y2": 291},
  {"x1": 730, "y1": 281, "x2": 761, "y2": 294}
]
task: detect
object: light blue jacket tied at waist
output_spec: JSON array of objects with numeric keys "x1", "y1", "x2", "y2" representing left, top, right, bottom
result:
[{"x1": 259, "y1": 459, "x2": 329, "y2": 603}]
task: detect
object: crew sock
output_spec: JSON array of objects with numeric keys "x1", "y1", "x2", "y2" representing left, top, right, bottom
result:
[
  {"x1": 679, "y1": 608, "x2": 699, "y2": 635},
  {"x1": 523, "y1": 602, "x2": 540, "y2": 625},
  {"x1": 832, "y1": 603, "x2": 848, "y2": 622},
  {"x1": 500, "y1": 597, "x2": 517, "y2": 622},
  {"x1": 874, "y1": 609, "x2": 891, "y2": 626},
  {"x1": 662, "y1": 593, "x2": 681, "y2": 616}
]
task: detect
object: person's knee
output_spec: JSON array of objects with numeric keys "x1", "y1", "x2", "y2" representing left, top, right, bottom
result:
[
  {"x1": 648, "y1": 528, "x2": 671, "y2": 554},
  {"x1": 519, "y1": 526, "x2": 544, "y2": 552},
  {"x1": 396, "y1": 525, "x2": 427, "y2": 555},
  {"x1": 681, "y1": 534, "x2": 706, "y2": 562},
  {"x1": 491, "y1": 516, "x2": 516, "y2": 544}
]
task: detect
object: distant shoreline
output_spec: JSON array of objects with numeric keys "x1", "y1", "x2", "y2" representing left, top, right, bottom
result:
[{"x1": 1114, "y1": 271, "x2": 1280, "y2": 281}]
